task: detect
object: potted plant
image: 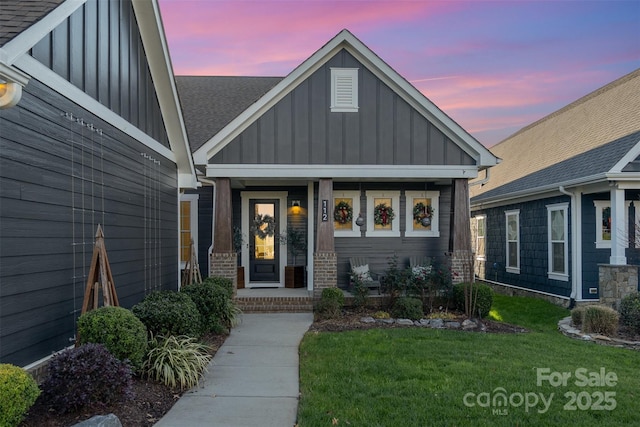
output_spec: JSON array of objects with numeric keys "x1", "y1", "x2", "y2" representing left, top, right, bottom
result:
[
  {"x1": 279, "y1": 228, "x2": 307, "y2": 288},
  {"x1": 233, "y1": 226, "x2": 246, "y2": 289}
]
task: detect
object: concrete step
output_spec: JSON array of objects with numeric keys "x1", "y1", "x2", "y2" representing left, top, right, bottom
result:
[{"x1": 235, "y1": 296, "x2": 314, "y2": 313}]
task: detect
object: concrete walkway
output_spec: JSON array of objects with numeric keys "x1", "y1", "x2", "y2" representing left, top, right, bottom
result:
[{"x1": 155, "y1": 313, "x2": 313, "y2": 427}]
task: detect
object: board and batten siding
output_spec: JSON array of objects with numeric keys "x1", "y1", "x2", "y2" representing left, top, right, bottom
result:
[
  {"x1": 211, "y1": 49, "x2": 475, "y2": 167},
  {"x1": 0, "y1": 80, "x2": 178, "y2": 367},
  {"x1": 29, "y1": 0, "x2": 170, "y2": 149}
]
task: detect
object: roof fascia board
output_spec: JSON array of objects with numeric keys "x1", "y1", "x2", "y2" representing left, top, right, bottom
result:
[
  {"x1": 131, "y1": 0, "x2": 197, "y2": 188},
  {"x1": 0, "y1": 0, "x2": 86, "y2": 66},
  {"x1": 205, "y1": 164, "x2": 479, "y2": 179},
  {"x1": 608, "y1": 139, "x2": 640, "y2": 174},
  {"x1": 15, "y1": 54, "x2": 175, "y2": 162},
  {"x1": 195, "y1": 29, "x2": 498, "y2": 169}
]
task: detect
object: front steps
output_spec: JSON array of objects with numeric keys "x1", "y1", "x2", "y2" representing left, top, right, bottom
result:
[{"x1": 235, "y1": 295, "x2": 313, "y2": 313}]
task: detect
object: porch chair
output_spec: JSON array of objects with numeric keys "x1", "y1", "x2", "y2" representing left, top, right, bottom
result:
[{"x1": 349, "y1": 257, "x2": 382, "y2": 295}]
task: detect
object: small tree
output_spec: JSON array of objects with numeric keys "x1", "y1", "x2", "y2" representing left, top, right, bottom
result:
[{"x1": 279, "y1": 228, "x2": 307, "y2": 265}]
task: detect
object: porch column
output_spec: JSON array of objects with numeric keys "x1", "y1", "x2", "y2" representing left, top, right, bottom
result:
[
  {"x1": 610, "y1": 186, "x2": 626, "y2": 265},
  {"x1": 210, "y1": 177, "x2": 238, "y2": 294},
  {"x1": 450, "y1": 178, "x2": 473, "y2": 284},
  {"x1": 313, "y1": 178, "x2": 337, "y2": 298}
]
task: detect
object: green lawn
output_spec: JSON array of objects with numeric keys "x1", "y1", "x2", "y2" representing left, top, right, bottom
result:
[{"x1": 298, "y1": 294, "x2": 640, "y2": 426}]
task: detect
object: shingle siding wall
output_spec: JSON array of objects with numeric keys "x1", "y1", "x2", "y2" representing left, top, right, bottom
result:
[
  {"x1": 473, "y1": 195, "x2": 572, "y2": 298},
  {"x1": 0, "y1": 80, "x2": 178, "y2": 367}
]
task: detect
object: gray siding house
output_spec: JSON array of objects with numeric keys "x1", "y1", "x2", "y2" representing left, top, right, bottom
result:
[
  {"x1": 470, "y1": 69, "x2": 640, "y2": 306},
  {"x1": 177, "y1": 30, "x2": 498, "y2": 297},
  {"x1": 0, "y1": 0, "x2": 196, "y2": 367}
]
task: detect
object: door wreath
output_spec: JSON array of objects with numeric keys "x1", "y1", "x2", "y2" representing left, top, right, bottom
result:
[
  {"x1": 252, "y1": 214, "x2": 276, "y2": 239},
  {"x1": 333, "y1": 201, "x2": 353, "y2": 224}
]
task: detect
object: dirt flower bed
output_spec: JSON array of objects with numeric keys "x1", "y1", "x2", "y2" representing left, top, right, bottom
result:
[{"x1": 20, "y1": 334, "x2": 227, "y2": 427}]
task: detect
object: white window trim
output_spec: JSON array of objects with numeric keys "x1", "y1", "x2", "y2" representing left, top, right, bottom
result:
[
  {"x1": 330, "y1": 68, "x2": 359, "y2": 112},
  {"x1": 475, "y1": 215, "x2": 486, "y2": 260},
  {"x1": 179, "y1": 194, "x2": 199, "y2": 269},
  {"x1": 547, "y1": 203, "x2": 569, "y2": 282},
  {"x1": 333, "y1": 190, "x2": 361, "y2": 237},
  {"x1": 365, "y1": 190, "x2": 400, "y2": 237},
  {"x1": 594, "y1": 200, "x2": 633, "y2": 249},
  {"x1": 505, "y1": 209, "x2": 520, "y2": 274},
  {"x1": 405, "y1": 190, "x2": 440, "y2": 237}
]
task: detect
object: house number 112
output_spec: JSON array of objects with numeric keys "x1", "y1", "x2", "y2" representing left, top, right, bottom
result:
[{"x1": 322, "y1": 200, "x2": 328, "y2": 221}]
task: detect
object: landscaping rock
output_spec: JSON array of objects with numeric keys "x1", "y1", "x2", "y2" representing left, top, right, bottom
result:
[
  {"x1": 377, "y1": 318, "x2": 395, "y2": 324},
  {"x1": 462, "y1": 319, "x2": 477, "y2": 330},
  {"x1": 419, "y1": 319, "x2": 431, "y2": 327},
  {"x1": 360, "y1": 316, "x2": 375, "y2": 323},
  {"x1": 445, "y1": 321, "x2": 461, "y2": 329},
  {"x1": 397, "y1": 319, "x2": 414, "y2": 326},
  {"x1": 429, "y1": 319, "x2": 444, "y2": 328},
  {"x1": 72, "y1": 414, "x2": 122, "y2": 427}
]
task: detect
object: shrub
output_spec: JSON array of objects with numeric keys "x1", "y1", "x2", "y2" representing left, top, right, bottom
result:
[
  {"x1": 0, "y1": 364, "x2": 40, "y2": 427},
  {"x1": 203, "y1": 276, "x2": 234, "y2": 298},
  {"x1": 619, "y1": 292, "x2": 640, "y2": 334},
  {"x1": 76, "y1": 306, "x2": 147, "y2": 370},
  {"x1": 181, "y1": 281, "x2": 241, "y2": 333},
  {"x1": 453, "y1": 283, "x2": 493, "y2": 318},
  {"x1": 373, "y1": 311, "x2": 390, "y2": 319},
  {"x1": 582, "y1": 305, "x2": 619, "y2": 336},
  {"x1": 41, "y1": 344, "x2": 133, "y2": 414},
  {"x1": 315, "y1": 298, "x2": 341, "y2": 320},
  {"x1": 142, "y1": 335, "x2": 212, "y2": 390},
  {"x1": 132, "y1": 290, "x2": 203, "y2": 338},
  {"x1": 350, "y1": 276, "x2": 370, "y2": 309},
  {"x1": 571, "y1": 306, "x2": 586, "y2": 327},
  {"x1": 321, "y1": 287, "x2": 345, "y2": 307},
  {"x1": 392, "y1": 297, "x2": 424, "y2": 320}
]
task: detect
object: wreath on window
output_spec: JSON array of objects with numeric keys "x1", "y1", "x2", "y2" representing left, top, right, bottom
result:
[
  {"x1": 413, "y1": 202, "x2": 434, "y2": 224},
  {"x1": 373, "y1": 203, "x2": 395, "y2": 226},
  {"x1": 333, "y1": 201, "x2": 353, "y2": 224},
  {"x1": 251, "y1": 214, "x2": 276, "y2": 239}
]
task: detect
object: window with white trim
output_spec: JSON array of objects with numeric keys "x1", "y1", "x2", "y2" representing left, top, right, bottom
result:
[
  {"x1": 330, "y1": 68, "x2": 358, "y2": 112},
  {"x1": 505, "y1": 210, "x2": 520, "y2": 274},
  {"x1": 475, "y1": 215, "x2": 486, "y2": 260},
  {"x1": 365, "y1": 191, "x2": 400, "y2": 237},
  {"x1": 333, "y1": 190, "x2": 361, "y2": 237},
  {"x1": 180, "y1": 194, "x2": 199, "y2": 268},
  {"x1": 547, "y1": 203, "x2": 569, "y2": 281},
  {"x1": 594, "y1": 200, "x2": 634, "y2": 248},
  {"x1": 405, "y1": 191, "x2": 440, "y2": 237}
]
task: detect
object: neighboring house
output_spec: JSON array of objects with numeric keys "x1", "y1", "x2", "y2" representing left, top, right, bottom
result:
[
  {"x1": 176, "y1": 29, "x2": 498, "y2": 296},
  {"x1": 470, "y1": 69, "x2": 640, "y2": 306},
  {"x1": 0, "y1": 0, "x2": 196, "y2": 368}
]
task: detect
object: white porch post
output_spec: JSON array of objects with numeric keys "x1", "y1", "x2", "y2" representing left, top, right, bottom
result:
[{"x1": 610, "y1": 186, "x2": 627, "y2": 265}]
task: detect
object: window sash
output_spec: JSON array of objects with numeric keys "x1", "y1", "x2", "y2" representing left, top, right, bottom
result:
[{"x1": 505, "y1": 210, "x2": 520, "y2": 273}]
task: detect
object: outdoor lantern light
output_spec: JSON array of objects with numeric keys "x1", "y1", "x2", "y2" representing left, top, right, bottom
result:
[{"x1": 291, "y1": 200, "x2": 301, "y2": 214}]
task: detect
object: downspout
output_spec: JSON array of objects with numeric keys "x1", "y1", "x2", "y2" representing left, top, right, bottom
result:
[
  {"x1": 199, "y1": 178, "x2": 217, "y2": 278},
  {"x1": 559, "y1": 186, "x2": 581, "y2": 307},
  {"x1": 469, "y1": 168, "x2": 490, "y2": 187}
]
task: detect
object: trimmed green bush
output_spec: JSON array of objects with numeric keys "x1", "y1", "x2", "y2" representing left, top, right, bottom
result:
[
  {"x1": 132, "y1": 290, "x2": 203, "y2": 338},
  {"x1": 0, "y1": 364, "x2": 40, "y2": 427},
  {"x1": 392, "y1": 297, "x2": 424, "y2": 320},
  {"x1": 315, "y1": 298, "x2": 341, "y2": 320},
  {"x1": 142, "y1": 335, "x2": 212, "y2": 390},
  {"x1": 77, "y1": 306, "x2": 147, "y2": 370},
  {"x1": 41, "y1": 344, "x2": 133, "y2": 414},
  {"x1": 181, "y1": 281, "x2": 241, "y2": 333},
  {"x1": 582, "y1": 305, "x2": 619, "y2": 336},
  {"x1": 203, "y1": 276, "x2": 234, "y2": 298},
  {"x1": 619, "y1": 292, "x2": 640, "y2": 334},
  {"x1": 453, "y1": 283, "x2": 493, "y2": 318},
  {"x1": 571, "y1": 306, "x2": 586, "y2": 327},
  {"x1": 321, "y1": 287, "x2": 345, "y2": 307}
]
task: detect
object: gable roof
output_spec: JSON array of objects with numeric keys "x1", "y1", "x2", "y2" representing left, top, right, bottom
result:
[
  {"x1": 175, "y1": 76, "x2": 282, "y2": 152},
  {"x1": 192, "y1": 29, "x2": 498, "y2": 169},
  {"x1": 471, "y1": 69, "x2": 640, "y2": 203},
  {"x1": 0, "y1": 0, "x2": 64, "y2": 47}
]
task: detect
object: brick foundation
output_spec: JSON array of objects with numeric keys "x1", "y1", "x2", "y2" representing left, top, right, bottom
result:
[
  {"x1": 313, "y1": 252, "x2": 337, "y2": 299},
  {"x1": 450, "y1": 250, "x2": 474, "y2": 284},
  {"x1": 210, "y1": 252, "x2": 238, "y2": 296},
  {"x1": 599, "y1": 264, "x2": 639, "y2": 310}
]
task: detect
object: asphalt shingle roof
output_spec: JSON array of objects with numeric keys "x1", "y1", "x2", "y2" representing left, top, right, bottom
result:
[
  {"x1": 471, "y1": 69, "x2": 640, "y2": 202},
  {"x1": 175, "y1": 76, "x2": 283, "y2": 152},
  {"x1": 0, "y1": 0, "x2": 63, "y2": 47}
]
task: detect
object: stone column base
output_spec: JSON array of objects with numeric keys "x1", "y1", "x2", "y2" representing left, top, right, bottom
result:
[
  {"x1": 210, "y1": 252, "x2": 238, "y2": 296},
  {"x1": 313, "y1": 252, "x2": 337, "y2": 299},
  {"x1": 599, "y1": 264, "x2": 639, "y2": 309}
]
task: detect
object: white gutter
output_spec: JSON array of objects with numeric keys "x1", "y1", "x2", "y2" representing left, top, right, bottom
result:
[
  {"x1": 469, "y1": 168, "x2": 490, "y2": 187},
  {"x1": 559, "y1": 185, "x2": 582, "y2": 303}
]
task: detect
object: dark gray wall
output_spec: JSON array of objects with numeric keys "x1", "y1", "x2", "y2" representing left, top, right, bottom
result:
[
  {"x1": 211, "y1": 49, "x2": 475, "y2": 167},
  {"x1": 0, "y1": 78, "x2": 178, "y2": 366},
  {"x1": 30, "y1": 0, "x2": 170, "y2": 148}
]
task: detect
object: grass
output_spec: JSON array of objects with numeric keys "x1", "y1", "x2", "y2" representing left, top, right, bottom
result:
[{"x1": 298, "y1": 294, "x2": 640, "y2": 426}]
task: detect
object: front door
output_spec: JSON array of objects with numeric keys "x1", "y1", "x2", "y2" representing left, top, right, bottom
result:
[{"x1": 249, "y1": 199, "x2": 280, "y2": 283}]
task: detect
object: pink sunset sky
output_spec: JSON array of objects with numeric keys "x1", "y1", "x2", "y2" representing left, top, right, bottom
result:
[{"x1": 158, "y1": 0, "x2": 640, "y2": 147}]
